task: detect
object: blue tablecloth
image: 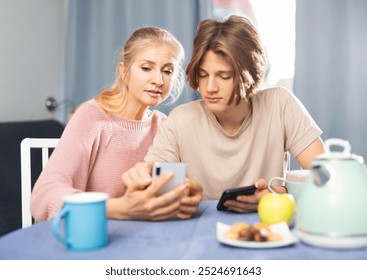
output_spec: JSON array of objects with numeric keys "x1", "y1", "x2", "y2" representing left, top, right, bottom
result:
[{"x1": 0, "y1": 200, "x2": 366, "y2": 260}]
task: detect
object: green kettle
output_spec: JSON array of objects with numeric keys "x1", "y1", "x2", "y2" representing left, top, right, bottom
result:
[{"x1": 296, "y1": 138, "x2": 367, "y2": 249}]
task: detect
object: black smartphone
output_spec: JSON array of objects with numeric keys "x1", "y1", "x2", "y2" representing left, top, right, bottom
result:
[{"x1": 216, "y1": 185, "x2": 257, "y2": 211}]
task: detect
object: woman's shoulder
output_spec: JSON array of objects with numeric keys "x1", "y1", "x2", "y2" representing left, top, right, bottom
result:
[
  {"x1": 150, "y1": 109, "x2": 167, "y2": 120},
  {"x1": 66, "y1": 99, "x2": 109, "y2": 129},
  {"x1": 73, "y1": 99, "x2": 105, "y2": 116}
]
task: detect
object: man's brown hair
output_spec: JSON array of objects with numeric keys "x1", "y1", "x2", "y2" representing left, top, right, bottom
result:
[{"x1": 186, "y1": 15, "x2": 266, "y2": 105}]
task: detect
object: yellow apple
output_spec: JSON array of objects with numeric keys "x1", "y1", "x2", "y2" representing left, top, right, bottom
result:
[{"x1": 258, "y1": 192, "x2": 296, "y2": 226}]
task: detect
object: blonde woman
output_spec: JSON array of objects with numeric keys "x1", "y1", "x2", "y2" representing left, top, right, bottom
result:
[{"x1": 31, "y1": 27, "x2": 202, "y2": 221}]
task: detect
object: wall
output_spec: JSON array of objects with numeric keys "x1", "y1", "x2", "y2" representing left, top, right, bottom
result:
[
  {"x1": 294, "y1": 0, "x2": 367, "y2": 159},
  {"x1": 0, "y1": 0, "x2": 67, "y2": 122}
]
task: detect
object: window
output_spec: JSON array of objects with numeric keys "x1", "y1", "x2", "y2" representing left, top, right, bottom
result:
[{"x1": 212, "y1": 0, "x2": 296, "y2": 91}]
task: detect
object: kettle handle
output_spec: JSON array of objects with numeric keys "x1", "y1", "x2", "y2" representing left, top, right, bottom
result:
[{"x1": 325, "y1": 138, "x2": 351, "y2": 155}]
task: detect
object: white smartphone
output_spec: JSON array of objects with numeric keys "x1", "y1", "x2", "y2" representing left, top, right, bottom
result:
[{"x1": 152, "y1": 162, "x2": 186, "y2": 195}]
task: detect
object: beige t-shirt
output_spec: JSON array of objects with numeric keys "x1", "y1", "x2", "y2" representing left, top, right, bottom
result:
[{"x1": 145, "y1": 87, "x2": 322, "y2": 199}]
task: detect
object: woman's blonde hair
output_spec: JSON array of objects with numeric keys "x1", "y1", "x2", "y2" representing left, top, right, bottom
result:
[
  {"x1": 95, "y1": 27, "x2": 185, "y2": 114},
  {"x1": 186, "y1": 15, "x2": 266, "y2": 105}
]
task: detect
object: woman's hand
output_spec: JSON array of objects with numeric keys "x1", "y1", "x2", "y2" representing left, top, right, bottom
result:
[
  {"x1": 108, "y1": 161, "x2": 202, "y2": 221},
  {"x1": 176, "y1": 178, "x2": 203, "y2": 220},
  {"x1": 108, "y1": 161, "x2": 186, "y2": 221},
  {"x1": 223, "y1": 178, "x2": 287, "y2": 213}
]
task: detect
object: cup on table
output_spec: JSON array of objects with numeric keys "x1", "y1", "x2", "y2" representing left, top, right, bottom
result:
[
  {"x1": 285, "y1": 169, "x2": 310, "y2": 200},
  {"x1": 268, "y1": 170, "x2": 310, "y2": 201},
  {"x1": 51, "y1": 192, "x2": 109, "y2": 251}
]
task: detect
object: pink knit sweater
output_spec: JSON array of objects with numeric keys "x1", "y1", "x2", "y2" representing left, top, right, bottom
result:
[{"x1": 30, "y1": 100, "x2": 166, "y2": 221}]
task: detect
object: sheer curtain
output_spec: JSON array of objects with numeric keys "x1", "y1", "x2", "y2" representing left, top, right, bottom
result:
[
  {"x1": 294, "y1": 0, "x2": 367, "y2": 158},
  {"x1": 58, "y1": 0, "x2": 212, "y2": 121}
]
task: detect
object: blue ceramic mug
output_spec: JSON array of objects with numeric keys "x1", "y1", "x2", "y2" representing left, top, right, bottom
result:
[{"x1": 51, "y1": 192, "x2": 109, "y2": 250}]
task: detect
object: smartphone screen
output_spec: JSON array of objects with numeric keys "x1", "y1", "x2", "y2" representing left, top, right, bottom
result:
[
  {"x1": 152, "y1": 162, "x2": 186, "y2": 195},
  {"x1": 216, "y1": 185, "x2": 257, "y2": 211}
]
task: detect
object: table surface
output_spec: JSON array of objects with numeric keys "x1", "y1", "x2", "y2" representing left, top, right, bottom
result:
[{"x1": 0, "y1": 200, "x2": 366, "y2": 260}]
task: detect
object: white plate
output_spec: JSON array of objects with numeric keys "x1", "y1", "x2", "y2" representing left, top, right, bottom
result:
[{"x1": 217, "y1": 221, "x2": 297, "y2": 249}]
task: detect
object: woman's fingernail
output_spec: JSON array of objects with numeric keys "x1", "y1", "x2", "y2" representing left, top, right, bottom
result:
[{"x1": 142, "y1": 177, "x2": 152, "y2": 183}]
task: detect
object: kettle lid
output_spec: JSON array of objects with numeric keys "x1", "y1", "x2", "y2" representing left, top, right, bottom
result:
[{"x1": 316, "y1": 138, "x2": 364, "y2": 162}]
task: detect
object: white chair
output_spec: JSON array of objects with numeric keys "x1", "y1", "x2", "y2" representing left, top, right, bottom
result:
[{"x1": 20, "y1": 137, "x2": 59, "y2": 228}]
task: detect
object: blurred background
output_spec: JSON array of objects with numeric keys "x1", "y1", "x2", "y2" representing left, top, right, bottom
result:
[
  {"x1": 1, "y1": 0, "x2": 367, "y2": 234},
  {"x1": 2, "y1": 0, "x2": 367, "y2": 155}
]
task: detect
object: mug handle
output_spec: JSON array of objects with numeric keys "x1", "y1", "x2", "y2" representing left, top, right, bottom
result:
[
  {"x1": 51, "y1": 206, "x2": 69, "y2": 245},
  {"x1": 268, "y1": 177, "x2": 288, "y2": 194}
]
